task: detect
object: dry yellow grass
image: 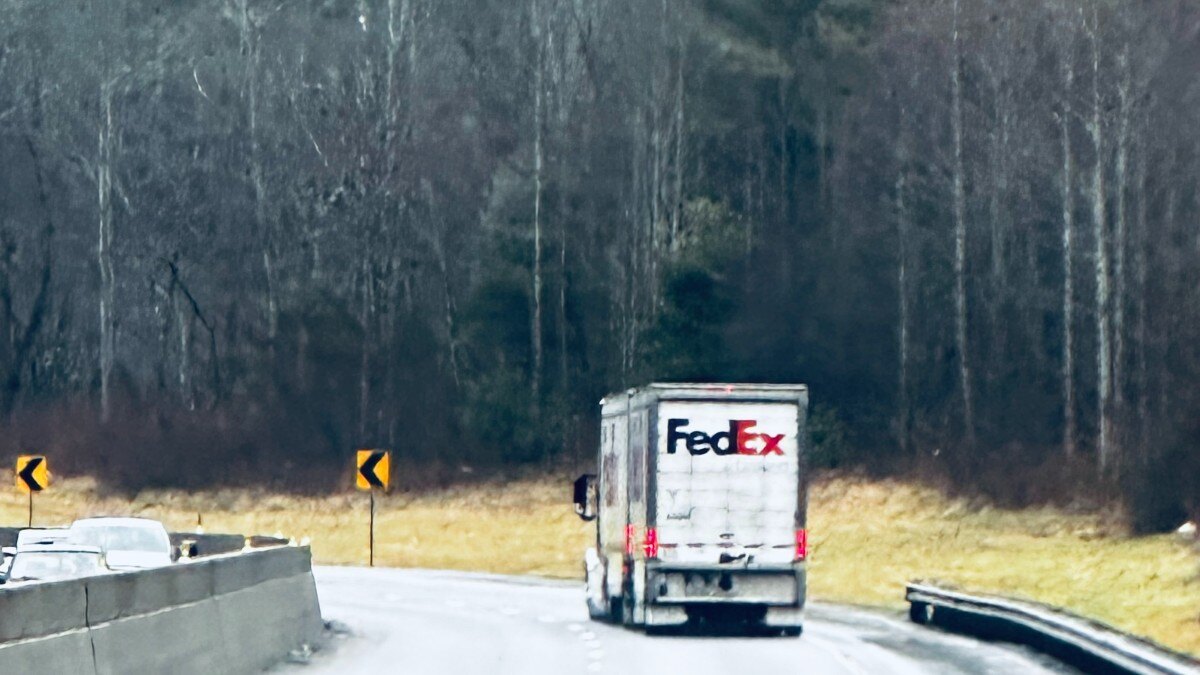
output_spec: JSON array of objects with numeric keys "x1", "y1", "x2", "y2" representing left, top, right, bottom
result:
[
  {"x1": 808, "y1": 476, "x2": 1200, "y2": 656},
  {"x1": 1, "y1": 474, "x2": 1196, "y2": 655},
  {"x1": 0, "y1": 476, "x2": 592, "y2": 578}
]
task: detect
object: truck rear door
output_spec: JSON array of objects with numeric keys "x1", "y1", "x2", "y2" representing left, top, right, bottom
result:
[{"x1": 654, "y1": 400, "x2": 800, "y2": 566}]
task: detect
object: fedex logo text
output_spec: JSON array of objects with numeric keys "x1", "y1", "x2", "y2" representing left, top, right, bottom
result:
[{"x1": 666, "y1": 418, "x2": 784, "y2": 456}]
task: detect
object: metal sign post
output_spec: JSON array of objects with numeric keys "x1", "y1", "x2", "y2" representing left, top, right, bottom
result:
[{"x1": 356, "y1": 450, "x2": 390, "y2": 568}]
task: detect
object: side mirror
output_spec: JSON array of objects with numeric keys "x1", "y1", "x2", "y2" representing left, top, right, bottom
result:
[{"x1": 573, "y1": 474, "x2": 598, "y2": 522}]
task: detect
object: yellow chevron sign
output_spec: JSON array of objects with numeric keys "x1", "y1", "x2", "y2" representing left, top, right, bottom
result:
[
  {"x1": 16, "y1": 455, "x2": 49, "y2": 493},
  {"x1": 356, "y1": 450, "x2": 390, "y2": 491}
]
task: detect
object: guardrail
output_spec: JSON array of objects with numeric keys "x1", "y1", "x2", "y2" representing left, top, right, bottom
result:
[
  {"x1": 906, "y1": 582, "x2": 1200, "y2": 675},
  {"x1": 0, "y1": 545, "x2": 322, "y2": 675}
]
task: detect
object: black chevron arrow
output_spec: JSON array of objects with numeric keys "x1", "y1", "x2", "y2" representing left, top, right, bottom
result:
[
  {"x1": 19, "y1": 457, "x2": 44, "y2": 491},
  {"x1": 359, "y1": 452, "x2": 386, "y2": 488}
]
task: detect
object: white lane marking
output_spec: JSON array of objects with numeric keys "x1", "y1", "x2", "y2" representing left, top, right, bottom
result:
[
  {"x1": 579, "y1": 631, "x2": 596, "y2": 641},
  {"x1": 587, "y1": 649, "x2": 604, "y2": 660},
  {"x1": 567, "y1": 623, "x2": 584, "y2": 632},
  {"x1": 587, "y1": 663, "x2": 602, "y2": 673}
]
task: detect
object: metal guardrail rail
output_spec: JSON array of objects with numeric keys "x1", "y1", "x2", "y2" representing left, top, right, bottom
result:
[{"x1": 906, "y1": 582, "x2": 1200, "y2": 675}]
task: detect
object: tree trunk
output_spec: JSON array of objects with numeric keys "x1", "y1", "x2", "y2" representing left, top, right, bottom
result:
[
  {"x1": 1059, "y1": 51, "x2": 1077, "y2": 459},
  {"x1": 817, "y1": 102, "x2": 829, "y2": 213},
  {"x1": 1088, "y1": 8, "x2": 1113, "y2": 472},
  {"x1": 671, "y1": 35, "x2": 684, "y2": 254},
  {"x1": 240, "y1": 0, "x2": 275, "y2": 346},
  {"x1": 896, "y1": 169, "x2": 911, "y2": 456},
  {"x1": 989, "y1": 88, "x2": 1008, "y2": 285},
  {"x1": 1111, "y1": 46, "x2": 1132, "y2": 465},
  {"x1": 177, "y1": 293, "x2": 193, "y2": 410},
  {"x1": 743, "y1": 133, "x2": 754, "y2": 257},
  {"x1": 530, "y1": 0, "x2": 544, "y2": 405},
  {"x1": 98, "y1": 80, "x2": 116, "y2": 423},
  {"x1": 651, "y1": 119, "x2": 662, "y2": 293},
  {"x1": 1133, "y1": 142, "x2": 1148, "y2": 461},
  {"x1": 951, "y1": 0, "x2": 975, "y2": 449},
  {"x1": 359, "y1": 259, "x2": 373, "y2": 441},
  {"x1": 777, "y1": 79, "x2": 789, "y2": 232}
]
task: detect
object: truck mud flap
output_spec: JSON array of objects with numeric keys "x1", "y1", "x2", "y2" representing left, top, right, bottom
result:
[{"x1": 631, "y1": 559, "x2": 647, "y2": 625}]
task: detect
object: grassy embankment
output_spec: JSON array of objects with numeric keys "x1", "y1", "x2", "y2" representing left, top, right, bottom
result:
[{"x1": 1, "y1": 474, "x2": 1196, "y2": 655}]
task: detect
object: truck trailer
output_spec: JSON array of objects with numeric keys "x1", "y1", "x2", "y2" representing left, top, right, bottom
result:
[{"x1": 573, "y1": 383, "x2": 809, "y2": 634}]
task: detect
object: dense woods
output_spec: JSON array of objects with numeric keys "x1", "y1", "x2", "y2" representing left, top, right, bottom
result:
[{"x1": 0, "y1": 0, "x2": 1196, "y2": 526}]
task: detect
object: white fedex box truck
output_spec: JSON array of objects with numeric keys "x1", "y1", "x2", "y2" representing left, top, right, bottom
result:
[{"x1": 573, "y1": 383, "x2": 809, "y2": 634}]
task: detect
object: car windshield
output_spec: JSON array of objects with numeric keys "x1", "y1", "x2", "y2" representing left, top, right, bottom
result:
[
  {"x1": 73, "y1": 525, "x2": 166, "y2": 553},
  {"x1": 9, "y1": 552, "x2": 105, "y2": 581}
]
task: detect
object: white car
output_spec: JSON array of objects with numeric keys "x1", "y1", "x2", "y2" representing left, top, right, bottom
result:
[
  {"x1": 15, "y1": 527, "x2": 70, "y2": 549},
  {"x1": 68, "y1": 517, "x2": 174, "y2": 570},
  {"x1": 1, "y1": 543, "x2": 109, "y2": 584}
]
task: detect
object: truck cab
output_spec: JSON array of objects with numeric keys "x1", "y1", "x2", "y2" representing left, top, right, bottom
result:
[{"x1": 574, "y1": 383, "x2": 809, "y2": 634}]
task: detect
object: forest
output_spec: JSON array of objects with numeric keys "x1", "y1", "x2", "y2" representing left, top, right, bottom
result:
[{"x1": 0, "y1": 0, "x2": 1196, "y2": 528}]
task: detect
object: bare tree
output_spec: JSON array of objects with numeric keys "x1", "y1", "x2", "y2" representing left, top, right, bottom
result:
[
  {"x1": 950, "y1": 0, "x2": 975, "y2": 449},
  {"x1": 1086, "y1": 6, "x2": 1113, "y2": 472}
]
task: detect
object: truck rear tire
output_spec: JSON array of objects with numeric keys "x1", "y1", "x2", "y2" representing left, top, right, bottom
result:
[
  {"x1": 586, "y1": 595, "x2": 608, "y2": 620},
  {"x1": 609, "y1": 597, "x2": 625, "y2": 625}
]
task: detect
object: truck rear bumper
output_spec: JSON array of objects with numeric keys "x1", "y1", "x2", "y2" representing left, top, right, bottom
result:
[
  {"x1": 762, "y1": 606, "x2": 805, "y2": 628},
  {"x1": 644, "y1": 605, "x2": 689, "y2": 627},
  {"x1": 645, "y1": 564, "x2": 806, "y2": 608}
]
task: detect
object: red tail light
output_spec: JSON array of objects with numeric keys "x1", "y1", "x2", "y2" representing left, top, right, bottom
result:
[
  {"x1": 643, "y1": 527, "x2": 659, "y2": 559},
  {"x1": 795, "y1": 529, "x2": 808, "y2": 562},
  {"x1": 625, "y1": 524, "x2": 636, "y2": 557}
]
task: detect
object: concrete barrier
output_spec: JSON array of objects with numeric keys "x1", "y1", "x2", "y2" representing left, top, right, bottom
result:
[
  {"x1": 89, "y1": 596, "x2": 230, "y2": 675},
  {"x1": 0, "y1": 545, "x2": 322, "y2": 675},
  {"x1": 246, "y1": 534, "x2": 290, "y2": 548},
  {"x1": 215, "y1": 573, "x2": 324, "y2": 672},
  {"x1": 0, "y1": 630, "x2": 96, "y2": 675},
  {"x1": 0, "y1": 577, "x2": 88, "y2": 642},
  {"x1": 5, "y1": 527, "x2": 248, "y2": 558},
  {"x1": 169, "y1": 532, "x2": 246, "y2": 557},
  {"x1": 0, "y1": 527, "x2": 19, "y2": 547}
]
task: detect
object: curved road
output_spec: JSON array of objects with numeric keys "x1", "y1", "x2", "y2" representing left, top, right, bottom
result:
[{"x1": 284, "y1": 566, "x2": 1070, "y2": 674}]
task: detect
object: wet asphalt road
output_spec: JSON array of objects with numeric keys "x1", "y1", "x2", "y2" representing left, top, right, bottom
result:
[{"x1": 282, "y1": 566, "x2": 1071, "y2": 674}]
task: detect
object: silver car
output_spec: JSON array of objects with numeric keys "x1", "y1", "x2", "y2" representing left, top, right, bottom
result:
[{"x1": 68, "y1": 517, "x2": 174, "y2": 570}]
